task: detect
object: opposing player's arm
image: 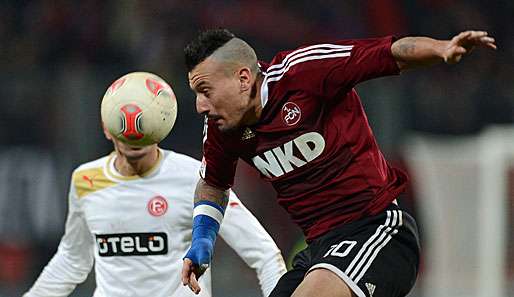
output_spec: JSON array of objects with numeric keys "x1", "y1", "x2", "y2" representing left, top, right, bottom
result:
[
  {"x1": 194, "y1": 177, "x2": 230, "y2": 207},
  {"x1": 23, "y1": 175, "x2": 94, "y2": 297},
  {"x1": 392, "y1": 30, "x2": 496, "y2": 71},
  {"x1": 182, "y1": 178, "x2": 230, "y2": 295},
  {"x1": 219, "y1": 192, "x2": 287, "y2": 297}
]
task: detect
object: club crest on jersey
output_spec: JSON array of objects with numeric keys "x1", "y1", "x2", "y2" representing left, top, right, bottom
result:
[
  {"x1": 281, "y1": 102, "x2": 301, "y2": 126},
  {"x1": 147, "y1": 196, "x2": 168, "y2": 216}
]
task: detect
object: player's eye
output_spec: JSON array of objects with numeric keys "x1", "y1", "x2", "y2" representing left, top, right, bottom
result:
[{"x1": 201, "y1": 89, "x2": 210, "y2": 97}]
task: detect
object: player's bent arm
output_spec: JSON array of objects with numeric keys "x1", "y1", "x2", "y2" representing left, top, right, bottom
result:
[
  {"x1": 219, "y1": 192, "x2": 287, "y2": 297},
  {"x1": 182, "y1": 178, "x2": 230, "y2": 294},
  {"x1": 194, "y1": 177, "x2": 230, "y2": 207},
  {"x1": 392, "y1": 30, "x2": 496, "y2": 71},
  {"x1": 23, "y1": 181, "x2": 94, "y2": 297}
]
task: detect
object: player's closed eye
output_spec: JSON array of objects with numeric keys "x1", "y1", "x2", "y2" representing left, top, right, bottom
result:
[{"x1": 201, "y1": 89, "x2": 211, "y2": 97}]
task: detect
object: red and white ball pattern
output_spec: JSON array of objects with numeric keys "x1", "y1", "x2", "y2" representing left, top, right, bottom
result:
[{"x1": 101, "y1": 72, "x2": 178, "y2": 146}]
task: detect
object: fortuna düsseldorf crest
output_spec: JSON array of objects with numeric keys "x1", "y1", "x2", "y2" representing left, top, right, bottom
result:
[{"x1": 147, "y1": 196, "x2": 168, "y2": 216}]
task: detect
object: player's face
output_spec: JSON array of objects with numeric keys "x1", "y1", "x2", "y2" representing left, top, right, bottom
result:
[
  {"x1": 189, "y1": 58, "x2": 252, "y2": 132},
  {"x1": 104, "y1": 128, "x2": 157, "y2": 161},
  {"x1": 112, "y1": 139, "x2": 157, "y2": 161}
]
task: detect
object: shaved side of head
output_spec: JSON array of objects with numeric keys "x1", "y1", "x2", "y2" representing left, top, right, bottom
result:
[{"x1": 210, "y1": 38, "x2": 259, "y2": 75}]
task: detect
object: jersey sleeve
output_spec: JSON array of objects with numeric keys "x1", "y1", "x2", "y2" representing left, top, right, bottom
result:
[
  {"x1": 23, "y1": 175, "x2": 94, "y2": 297},
  {"x1": 200, "y1": 118, "x2": 239, "y2": 190},
  {"x1": 218, "y1": 191, "x2": 287, "y2": 297},
  {"x1": 267, "y1": 36, "x2": 399, "y2": 99}
]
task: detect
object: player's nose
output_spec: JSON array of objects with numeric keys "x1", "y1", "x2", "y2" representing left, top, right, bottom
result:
[{"x1": 196, "y1": 95, "x2": 210, "y2": 115}]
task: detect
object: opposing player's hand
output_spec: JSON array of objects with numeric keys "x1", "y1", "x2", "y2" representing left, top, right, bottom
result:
[
  {"x1": 182, "y1": 237, "x2": 213, "y2": 294},
  {"x1": 443, "y1": 30, "x2": 496, "y2": 64},
  {"x1": 182, "y1": 258, "x2": 208, "y2": 294}
]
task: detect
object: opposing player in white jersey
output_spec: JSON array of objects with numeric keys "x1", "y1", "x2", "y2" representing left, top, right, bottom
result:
[{"x1": 23, "y1": 72, "x2": 286, "y2": 297}]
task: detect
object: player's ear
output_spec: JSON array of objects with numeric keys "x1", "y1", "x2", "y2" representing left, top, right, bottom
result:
[
  {"x1": 102, "y1": 122, "x2": 113, "y2": 141},
  {"x1": 238, "y1": 67, "x2": 252, "y2": 92}
]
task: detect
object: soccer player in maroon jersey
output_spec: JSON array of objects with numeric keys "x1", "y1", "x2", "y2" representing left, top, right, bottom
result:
[{"x1": 181, "y1": 29, "x2": 496, "y2": 297}]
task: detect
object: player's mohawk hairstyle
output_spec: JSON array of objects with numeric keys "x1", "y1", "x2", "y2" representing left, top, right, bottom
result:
[{"x1": 184, "y1": 28, "x2": 236, "y2": 72}]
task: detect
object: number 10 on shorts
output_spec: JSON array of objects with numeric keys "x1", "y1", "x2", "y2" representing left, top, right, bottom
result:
[{"x1": 323, "y1": 240, "x2": 357, "y2": 258}]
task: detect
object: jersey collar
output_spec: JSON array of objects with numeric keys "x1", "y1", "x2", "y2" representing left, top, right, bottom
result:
[{"x1": 105, "y1": 148, "x2": 163, "y2": 181}]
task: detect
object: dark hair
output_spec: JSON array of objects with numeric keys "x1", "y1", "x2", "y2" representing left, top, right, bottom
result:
[{"x1": 184, "y1": 28, "x2": 235, "y2": 72}]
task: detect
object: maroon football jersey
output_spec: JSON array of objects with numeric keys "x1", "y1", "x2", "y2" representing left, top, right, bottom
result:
[{"x1": 201, "y1": 36, "x2": 408, "y2": 241}]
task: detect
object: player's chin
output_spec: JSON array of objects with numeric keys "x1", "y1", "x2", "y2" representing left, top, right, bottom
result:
[
  {"x1": 216, "y1": 119, "x2": 241, "y2": 133},
  {"x1": 121, "y1": 146, "x2": 150, "y2": 160},
  {"x1": 217, "y1": 124, "x2": 239, "y2": 133}
]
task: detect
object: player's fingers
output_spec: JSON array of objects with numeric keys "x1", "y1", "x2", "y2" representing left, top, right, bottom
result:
[
  {"x1": 477, "y1": 36, "x2": 496, "y2": 48},
  {"x1": 451, "y1": 31, "x2": 471, "y2": 48},
  {"x1": 456, "y1": 46, "x2": 467, "y2": 55},
  {"x1": 455, "y1": 31, "x2": 488, "y2": 46},
  {"x1": 444, "y1": 45, "x2": 466, "y2": 64},
  {"x1": 455, "y1": 30, "x2": 473, "y2": 41},
  {"x1": 479, "y1": 36, "x2": 494, "y2": 43},
  {"x1": 181, "y1": 259, "x2": 193, "y2": 285},
  {"x1": 468, "y1": 31, "x2": 488, "y2": 38},
  {"x1": 466, "y1": 35, "x2": 496, "y2": 51},
  {"x1": 485, "y1": 42, "x2": 497, "y2": 50},
  {"x1": 468, "y1": 35, "x2": 493, "y2": 44},
  {"x1": 447, "y1": 44, "x2": 467, "y2": 56},
  {"x1": 190, "y1": 272, "x2": 202, "y2": 294}
]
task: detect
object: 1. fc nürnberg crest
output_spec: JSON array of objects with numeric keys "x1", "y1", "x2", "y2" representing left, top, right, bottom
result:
[{"x1": 281, "y1": 102, "x2": 301, "y2": 126}]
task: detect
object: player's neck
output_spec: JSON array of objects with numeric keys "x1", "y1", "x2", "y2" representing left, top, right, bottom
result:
[
  {"x1": 254, "y1": 74, "x2": 264, "y2": 119},
  {"x1": 114, "y1": 148, "x2": 160, "y2": 176},
  {"x1": 244, "y1": 74, "x2": 264, "y2": 126}
]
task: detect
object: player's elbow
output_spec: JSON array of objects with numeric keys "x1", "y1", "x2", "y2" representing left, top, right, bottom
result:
[{"x1": 195, "y1": 178, "x2": 230, "y2": 208}]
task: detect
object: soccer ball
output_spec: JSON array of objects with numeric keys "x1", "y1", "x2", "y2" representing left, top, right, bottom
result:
[{"x1": 101, "y1": 72, "x2": 178, "y2": 146}]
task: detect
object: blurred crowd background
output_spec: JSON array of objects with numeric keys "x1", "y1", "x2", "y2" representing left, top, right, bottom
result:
[{"x1": 0, "y1": 1, "x2": 512, "y2": 296}]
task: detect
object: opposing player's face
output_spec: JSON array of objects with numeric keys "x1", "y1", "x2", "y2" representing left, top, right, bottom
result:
[
  {"x1": 189, "y1": 58, "x2": 251, "y2": 132},
  {"x1": 113, "y1": 139, "x2": 157, "y2": 161},
  {"x1": 104, "y1": 128, "x2": 157, "y2": 161}
]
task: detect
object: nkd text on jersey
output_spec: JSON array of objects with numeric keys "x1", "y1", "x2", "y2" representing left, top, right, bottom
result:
[{"x1": 252, "y1": 132, "x2": 325, "y2": 178}]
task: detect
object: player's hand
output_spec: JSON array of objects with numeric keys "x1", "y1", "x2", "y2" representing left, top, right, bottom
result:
[
  {"x1": 182, "y1": 258, "x2": 208, "y2": 294},
  {"x1": 182, "y1": 238, "x2": 213, "y2": 294},
  {"x1": 443, "y1": 30, "x2": 496, "y2": 64}
]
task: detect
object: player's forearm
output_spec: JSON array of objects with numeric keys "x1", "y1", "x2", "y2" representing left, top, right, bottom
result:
[
  {"x1": 25, "y1": 199, "x2": 93, "y2": 297},
  {"x1": 183, "y1": 179, "x2": 229, "y2": 272},
  {"x1": 392, "y1": 37, "x2": 448, "y2": 71},
  {"x1": 24, "y1": 248, "x2": 92, "y2": 297},
  {"x1": 194, "y1": 178, "x2": 229, "y2": 208}
]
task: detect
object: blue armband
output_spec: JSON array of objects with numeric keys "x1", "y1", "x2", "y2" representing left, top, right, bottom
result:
[{"x1": 184, "y1": 201, "x2": 225, "y2": 266}]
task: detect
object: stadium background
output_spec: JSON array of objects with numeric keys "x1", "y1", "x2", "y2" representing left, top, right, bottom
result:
[{"x1": 0, "y1": 1, "x2": 512, "y2": 296}]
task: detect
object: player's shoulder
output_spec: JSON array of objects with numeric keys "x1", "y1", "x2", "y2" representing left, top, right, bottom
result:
[
  {"x1": 266, "y1": 40, "x2": 354, "y2": 70},
  {"x1": 70, "y1": 153, "x2": 115, "y2": 199},
  {"x1": 160, "y1": 149, "x2": 201, "y2": 174},
  {"x1": 73, "y1": 153, "x2": 111, "y2": 173},
  {"x1": 262, "y1": 43, "x2": 323, "y2": 89}
]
